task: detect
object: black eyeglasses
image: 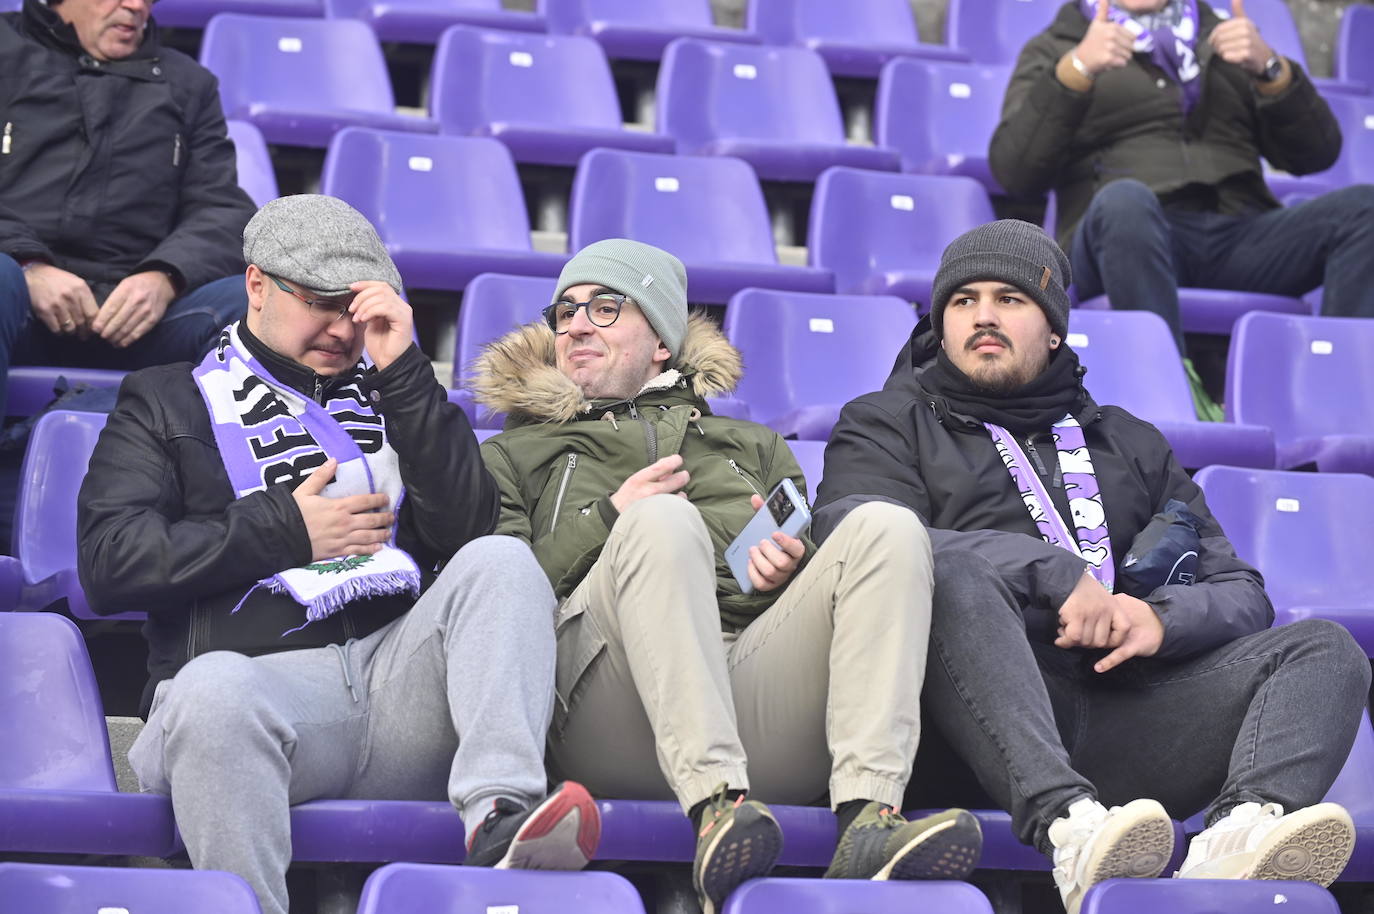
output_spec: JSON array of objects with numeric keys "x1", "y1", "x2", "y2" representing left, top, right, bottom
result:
[
  {"x1": 268, "y1": 274, "x2": 352, "y2": 322},
  {"x1": 543, "y1": 292, "x2": 627, "y2": 334}
]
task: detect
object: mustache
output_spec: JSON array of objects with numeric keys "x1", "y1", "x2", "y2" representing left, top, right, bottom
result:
[{"x1": 965, "y1": 330, "x2": 1013, "y2": 352}]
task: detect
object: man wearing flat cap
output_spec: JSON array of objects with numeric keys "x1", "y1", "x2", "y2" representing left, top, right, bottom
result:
[
  {"x1": 814, "y1": 219, "x2": 1368, "y2": 914},
  {"x1": 78, "y1": 195, "x2": 600, "y2": 914}
]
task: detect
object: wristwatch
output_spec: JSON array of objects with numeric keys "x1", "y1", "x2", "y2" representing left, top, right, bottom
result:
[{"x1": 1257, "y1": 54, "x2": 1283, "y2": 83}]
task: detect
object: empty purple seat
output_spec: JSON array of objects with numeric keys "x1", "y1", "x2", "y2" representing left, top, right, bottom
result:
[
  {"x1": 358, "y1": 862, "x2": 645, "y2": 914},
  {"x1": 875, "y1": 58, "x2": 1011, "y2": 194},
  {"x1": 1068, "y1": 310, "x2": 1275, "y2": 469},
  {"x1": 200, "y1": 15, "x2": 437, "y2": 148},
  {"x1": 1336, "y1": 4, "x2": 1374, "y2": 93},
  {"x1": 543, "y1": 0, "x2": 758, "y2": 62},
  {"x1": 569, "y1": 149, "x2": 834, "y2": 303},
  {"x1": 451, "y1": 273, "x2": 557, "y2": 427},
  {"x1": 0, "y1": 863, "x2": 262, "y2": 914},
  {"x1": 227, "y1": 119, "x2": 279, "y2": 207},
  {"x1": 3, "y1": 366, "x2": 126, "y2": 418},
  {"x1": 1322, "y1": 92, "x2": 1374, "y2": 186},
  {"x1": 1227, "y1": 312, "x2": 1374, "y2": 474},
  {"x1": 724, "y1": 288, "x2": 916, "y2": 440},
  {"x1": 723, "y1": 877, "x2": 994, "y2": 913},
  {"x1": 155, "y1": 0, "x2": 320, "y2": 30},
  {"x1": 657, "y1": 39, "x2": 900, "y2": 182},
  {"x1": 325, "y1": 0, "x2": 543, "y2": 44},
  {"x1": 321, "y1": 129, "x2": 566, "y2": 291},
  {"x1": 1080, "y1": 878, "x2": 1340, "y2": 913},
  {"x1": 747, "y1": 0, "x2": 967, "y2": 79},
  {"x1": 430, "y1": 27, "x2": 673, "y2": 167},
  {"x1": 810, "y1": 168, "x2": 994, "y2": 308},
  {"x1": 1321, "y1": 710, "x2": 1374, "y2": 880},
  {"x1": 1211, "y1": 0, "x2": 1366, "y2": 97},
  {"x1": 786, "y1": 440, "x2": 825, "y2": 495},
  {"x1": 945, "y1": 0, "x2": 1061, "y2": 64}
]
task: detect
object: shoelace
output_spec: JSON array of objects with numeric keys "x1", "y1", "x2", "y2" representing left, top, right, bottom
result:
[
  {"x1": 699, "y1": 783, "x2": 744, "y2": 839},
  {"x1": 874, "y1": 806, "x2": 906, "y2": 830},
  {"x1": 467, "y1": 797, "x2": 525, "y2": 851}
]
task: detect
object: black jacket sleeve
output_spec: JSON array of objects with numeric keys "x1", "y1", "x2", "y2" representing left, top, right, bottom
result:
[
  {"x1": 989, "y1": 35, "x2": 1095, "y2": 198},
  {"x1": 1250, "y1": 63, "x2": 1343, "y2": 177}
]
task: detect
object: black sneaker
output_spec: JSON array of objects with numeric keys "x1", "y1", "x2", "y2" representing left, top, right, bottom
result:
[
  {"x1": 824, "y1": 805, "x2": 982, "y2": 881},
  {"x1": 464, "y1": 781, "x2": 601, "y2": 870},
  {"x1": 693, "y1": 783, "x2": 784, "y2": 914}
]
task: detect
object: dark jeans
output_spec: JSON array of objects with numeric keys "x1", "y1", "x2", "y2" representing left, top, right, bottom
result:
[
  {"x1": 920, "y1": 549, "x2": 1370, "y2": 856},
  {"x1": 0, "y1": 253, "x2": 247, "y2": 415},
  {"x1": 1070, "y1": 180, "x2": 1374, "y2": 353}
]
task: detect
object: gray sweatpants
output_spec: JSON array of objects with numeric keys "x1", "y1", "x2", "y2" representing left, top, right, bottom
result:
[{"x1": 128, "y1": 536, "x2": 558, "y2": 914}]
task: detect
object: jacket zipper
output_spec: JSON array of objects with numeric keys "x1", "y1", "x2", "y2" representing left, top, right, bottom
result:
[
  {"x1": 727, "y1": 459, "x2": 763, "y2": 497},
  {"x1": 548, "y1": 453, "x2": 578, "y2": 535},
  {"x1": 2, "y1": 122, "x2": 10, "y2": 155},
  {"x1": 172, "y1": 132, "x2": 182, "y2": 167}
]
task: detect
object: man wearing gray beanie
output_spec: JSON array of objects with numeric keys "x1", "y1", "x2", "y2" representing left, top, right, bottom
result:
[
  {"x1": 471, "y1": 237, "x2": 981, "y2": 914},
  {"x1": 813, "y1": 220, "x2": 1365, "y2": 913},
  {"x1": 79, "y1": 195, "x2": 601, "y2": 914}
]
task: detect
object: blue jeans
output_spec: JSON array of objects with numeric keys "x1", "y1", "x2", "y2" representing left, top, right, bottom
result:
[
  {"x1": 0, "y1": 254, "x2": 247, "y2": 414},
  {"x1": 1070, "y1": 180, "x2": 1374, "y2": 352}
]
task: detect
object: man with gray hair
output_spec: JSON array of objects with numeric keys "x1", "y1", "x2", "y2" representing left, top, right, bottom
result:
[
  {"x1": 77, "y1": 195, "x2": 599, "y2": 914},
  {"x1": 472, "y1": 237, "x2": 982, "y2": 914}
]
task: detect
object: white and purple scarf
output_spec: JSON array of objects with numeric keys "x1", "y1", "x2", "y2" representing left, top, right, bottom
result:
[
  {"x1": 987, "y1": 414, "x2": 1116, "y2": 593},
  {"x1": 193, "y1": 324, "x2": 420, "y2": 629},
  {"x1": 1082, "y1": 0, "x2": 1203, "y2": 112}
]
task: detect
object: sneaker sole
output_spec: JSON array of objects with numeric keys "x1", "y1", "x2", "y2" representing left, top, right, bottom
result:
[
  {"x1": 696, "y1": 804, "x2": 783, "y2": 914},
  {"x1": 1073, "y1": 799, "x2": 1174, "y2": 912},
  {"x1": 876, "y1": 811, "x2": 984, "y2": 881},
  {"x1": 494, "y1": 782, "x2": 601, "y2": 871},
  {"x1": 1238, "y1": 803, "x2": 1355, "y2": 886}
]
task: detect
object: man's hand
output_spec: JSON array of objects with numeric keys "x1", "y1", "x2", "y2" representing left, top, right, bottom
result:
[
  {"x1": 1073, "y1": 0, "x2": 1135, "y2": 77},
  {"x1": 1055, "y1": 570, "x2": 1118, "y2": 649},
  {"x1": 292, "y1": 458, "x2": 395, "y2": 560},
  {"x1": 744, "y1": 492, "x2": 805, "y2": 593},
  {"x1": 93, "y1": 271, "x2": 176, "y2": 348},
  {"x1": 349, "y1": 281, "x2": 414, "y2": 372},
  {"x1": 1093, "y1": 593, "x2": 1165, "y2": 673},
  {"x1": 24, "y1": 263, "x2": 99, "y2": 338},
  {"x1": 610, "y1": 454, "x2": 690, "y2": 514},
  {"x1": 1208, "y1": 0, "x2": 1275, "y2": 76}
]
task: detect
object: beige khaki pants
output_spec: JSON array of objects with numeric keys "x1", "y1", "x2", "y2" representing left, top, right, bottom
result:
[{"x1": 548, "y1": 495, "x2": 932, "y2": 813}]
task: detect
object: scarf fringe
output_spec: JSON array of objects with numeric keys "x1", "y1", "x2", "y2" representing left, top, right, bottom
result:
[{"x1": 268, "y1": 568, "x2": 422, "y2": 624}]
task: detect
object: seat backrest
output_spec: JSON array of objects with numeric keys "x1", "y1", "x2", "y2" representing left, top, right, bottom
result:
[
  {"x1": 431, "y1": 27, "x2": 623, "y2": 135},
  {"x1": 1066, "y1": 310, "x2": 1198, "y2": 424},
  {"x1": 0, "y1": 863, "x2": 263, "y2": 914},
  {"x1": 875, "y1": 58, "x2": 1010, "y2": 173},
  {"x1": 357, "y1": 862, "x2": 647, "y2": 914},
  {"x1": 658, "y1": 38, "x2": 845, "y2": 148},
  {"x1": 723, "y1": 876, "x2": 995, "y2": 913},
  {"x1": 1320, "y1": 92, "x2": 1374, "y2": 185},
  {"x1": 455, "y1": 274, "x2": 558, "y2": 375},
  {"x1": 1192, "y1": 466, "x2": 1374, "y2": 612},
  {"x1": 201, "y1": 14, "x2": 396, "y2": 118},
  {"x1": 569, "y1": 149, "x2": 778, "y2": 265},
  {"x1": 1324, "y1": 710, "x2": 1374, "y2": 830},
  {"x1": 809, "y1": 168, "x2": 994, "y2": 299},
  {"x1": 1336, "y1": 3, "x2": 1374, "y2": 88},
  {"x1": 1227, "y1": 312, "x2": 1374, "y2": 445},
  {"x1": 544, "y1": 0, "x2": 715, "y2": 33},
  {"x1": 724, "y1": 289, "x2": 916, "y2": 425},
  {"x1": 321, "y1": 128, "x2": 535, "y2": 254},
  {"x1": 226, "y1": 119, "x2": 279, "y2": 207},
  {"x1": 946, "y1": 0, "x2": 1061, "y2": 64},
  {"x1": 785, "y1": 440, "x2": 826, "y2": 499},
  {"x1": 748, "y1": 0, "x2": 919, "y2": 48},
  {"x1": 1079, "y1": 876, "x2": 1339, "y2": 914},
  {"x1": 0, "y1": 613, "x2": 116, "y2": 791},
  {"x1": 15, "y1": 410, "x2": 108, "y2": 585},
  {"x1": 1210, "y1": 0, "x2": 1309, "y2": 70}
]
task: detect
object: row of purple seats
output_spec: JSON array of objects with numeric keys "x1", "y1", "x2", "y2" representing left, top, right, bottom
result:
[{"x1": 0, "y1": 864, "x2": 263, "y2": 914}]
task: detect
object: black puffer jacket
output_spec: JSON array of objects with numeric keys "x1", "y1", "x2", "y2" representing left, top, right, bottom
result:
[
  {"x1": 0, "y1": 0, "x2": 254, "y2": 291},
  {"x1": 813, "y1": 317, "x2": 1273, "y2": 660},
  {"x1": 77, "y1": 329, "x2": 500, "y2": 716}
]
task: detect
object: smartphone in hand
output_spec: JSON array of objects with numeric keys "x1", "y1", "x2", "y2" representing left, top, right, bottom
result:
[{"x1": 725, "y1": 478, "x2": 811, "y2": 595}]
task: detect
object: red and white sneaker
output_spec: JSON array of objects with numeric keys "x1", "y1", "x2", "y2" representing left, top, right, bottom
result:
[{"x1": 464, "y1": 781, "x2": 601, "y2": 870}]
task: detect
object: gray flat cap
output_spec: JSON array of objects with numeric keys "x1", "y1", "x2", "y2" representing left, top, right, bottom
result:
[{"x1": 243, "y1": 194, "x2": 403, "y2": 296}]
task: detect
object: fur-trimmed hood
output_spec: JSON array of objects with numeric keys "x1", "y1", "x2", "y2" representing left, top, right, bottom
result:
[{"x1": 468, "y1": 312, "x2": 743, "y2": 423}]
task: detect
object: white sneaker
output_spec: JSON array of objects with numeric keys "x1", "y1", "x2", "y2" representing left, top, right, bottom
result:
[
  {"x1": 1049, "y1": 797, "x2": 1175, "y2": 914},
  {"x1": 1176, "y1": 802, "x2": 1354, "y2": 885}
]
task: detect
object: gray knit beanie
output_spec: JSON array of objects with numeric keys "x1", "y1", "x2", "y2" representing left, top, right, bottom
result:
[
  {"x1": 929, "y1": 220, "x2": 1072, "y2": 341},
  {"x1": 243, "y1": 194, "x2": 404, "y2": 297},
  {"x1": 553, "y1": 239, "x2": 689, "y2": 363}
]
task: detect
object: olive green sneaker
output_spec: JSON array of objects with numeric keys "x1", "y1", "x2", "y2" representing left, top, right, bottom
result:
[
  {"x1": 824, "y1": 805, "x2": 983, "y2": 881},
  {"x1": 693, "y1": 784, "x2": 783, "y2": 914}
]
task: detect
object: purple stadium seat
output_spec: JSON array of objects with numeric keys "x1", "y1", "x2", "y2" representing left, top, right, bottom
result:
[
  {"x1": 1211, "y1": 0, "x2": 1366, "y2": 97},
  {"x1": 1068, "y1": 310, "x2": 1275, "y2": 469},
  {"x1": 569, "y1": 149, "x2": 834, "y2": 303},
  {"x1": 1226, "y1": 312, "x2": 1374, "y2": 474},
  {"x1": 657, "y1": 39, "x2": 900, "y2": 182},
  {"x1": 0, "y1": 0, "x2": 19, "y2": 11},
  {"x1": 1321, "y1": 710, "x2": 1374, "y2": 881},
  {"x1": 874, "y1": 58, "x2": 1011, "y2": 194},
  {"x1": 325, "y1": 0, "x2": 543, "y2": 44},
  {"x1": 787, "y1": 440, "x2": 825, "y2": 496},
  {"x1": 3, "y1": 366, "x2": 126, "y2": 418},
  {"x1": 1193, "y1": 466, "x2": 1374, "y2": 654},
  {"x1": 0, "y1": 863, "x2": 262, "y2": 914},
  {"x1": 0, "y1": 612, "x2": 178, "y2": 856},
  {"x1": 227, "y1": 119, "x2": 279, "y2": 207},
  {"x1": 200, "y1": 15, "x2": 437, "y2": 148},
  {"x1": 747, "y1": 0, "x2": 968, "y2": 79},
  {"x1": 543, "y1": 0, "x2": 758, "y2": 62},
  {"x1": 358, "y1": 862, "x2": 645, "y2": 914},
  {"x1": 1075, "y1": 287, "x2": 1310, "y2": 337},
  {"x1": 945, "y1": 0, "x2": 1061, "y2": 64},
  {"x1": 430, "y1": 27, "x2": 673, "y2": 167},
  {"x1": 1322, "y1": 93, "x2": 1374, "y2": 186},
  {"x1": 723, "y1": 288, "x2": 916, "y2": 440},
  {"x1": 809, "y1": 168, "x2": 994, "y2": 308},
  {"x1": 1080, "y1": 878, "x2": 1340, "y2": 913},
  {"x1": 321, "y1": 129, "x2": 566, "y2": 291},
  {"x1": 155, "y1": 0, "x2": 320, "y2": 30},
  {"x1": 1336, "y1": 4, "x2": 1374, "y2": 93},
  {"x1": 723, "y1": 877, "x2": 995, "y2": 913}
]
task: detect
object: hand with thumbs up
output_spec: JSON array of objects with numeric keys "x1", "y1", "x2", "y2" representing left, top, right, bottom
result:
[
  {"x1": 1073, "y1": 0, "x2": 1135, "y2": 78},
  {"x1": 1208, "y1": 0, "x2": 1276, "y2": 75},
  {"x1": 291, "y1": 458, "x2": 395, "y2": 560}
]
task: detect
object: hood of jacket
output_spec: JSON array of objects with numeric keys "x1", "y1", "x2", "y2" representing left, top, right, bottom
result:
[{"x1": 468, "y1": 312, "x2": 742, "y2": 423}]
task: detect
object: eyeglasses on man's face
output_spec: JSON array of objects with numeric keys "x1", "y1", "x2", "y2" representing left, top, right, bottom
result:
[
  {"x1": 543, "y1": 291, "x2": 627, "y2": 334},
  {"x1": 268, "y1": 274, "x2": 352, "y2": 322}
]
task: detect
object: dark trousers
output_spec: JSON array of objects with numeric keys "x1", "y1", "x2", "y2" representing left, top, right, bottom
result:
[
  {"x1": 1070, "y1": 180, "x2": 1374, "y2": 352},
  {"x1": 918, "y1": 549, "x2": 1370, "y2": 856}
]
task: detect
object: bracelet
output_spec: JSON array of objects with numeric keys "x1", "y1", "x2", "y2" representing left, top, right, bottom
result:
[{"x1": 1070, "y1": 54, "x2": 1095, "y2": 81}]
